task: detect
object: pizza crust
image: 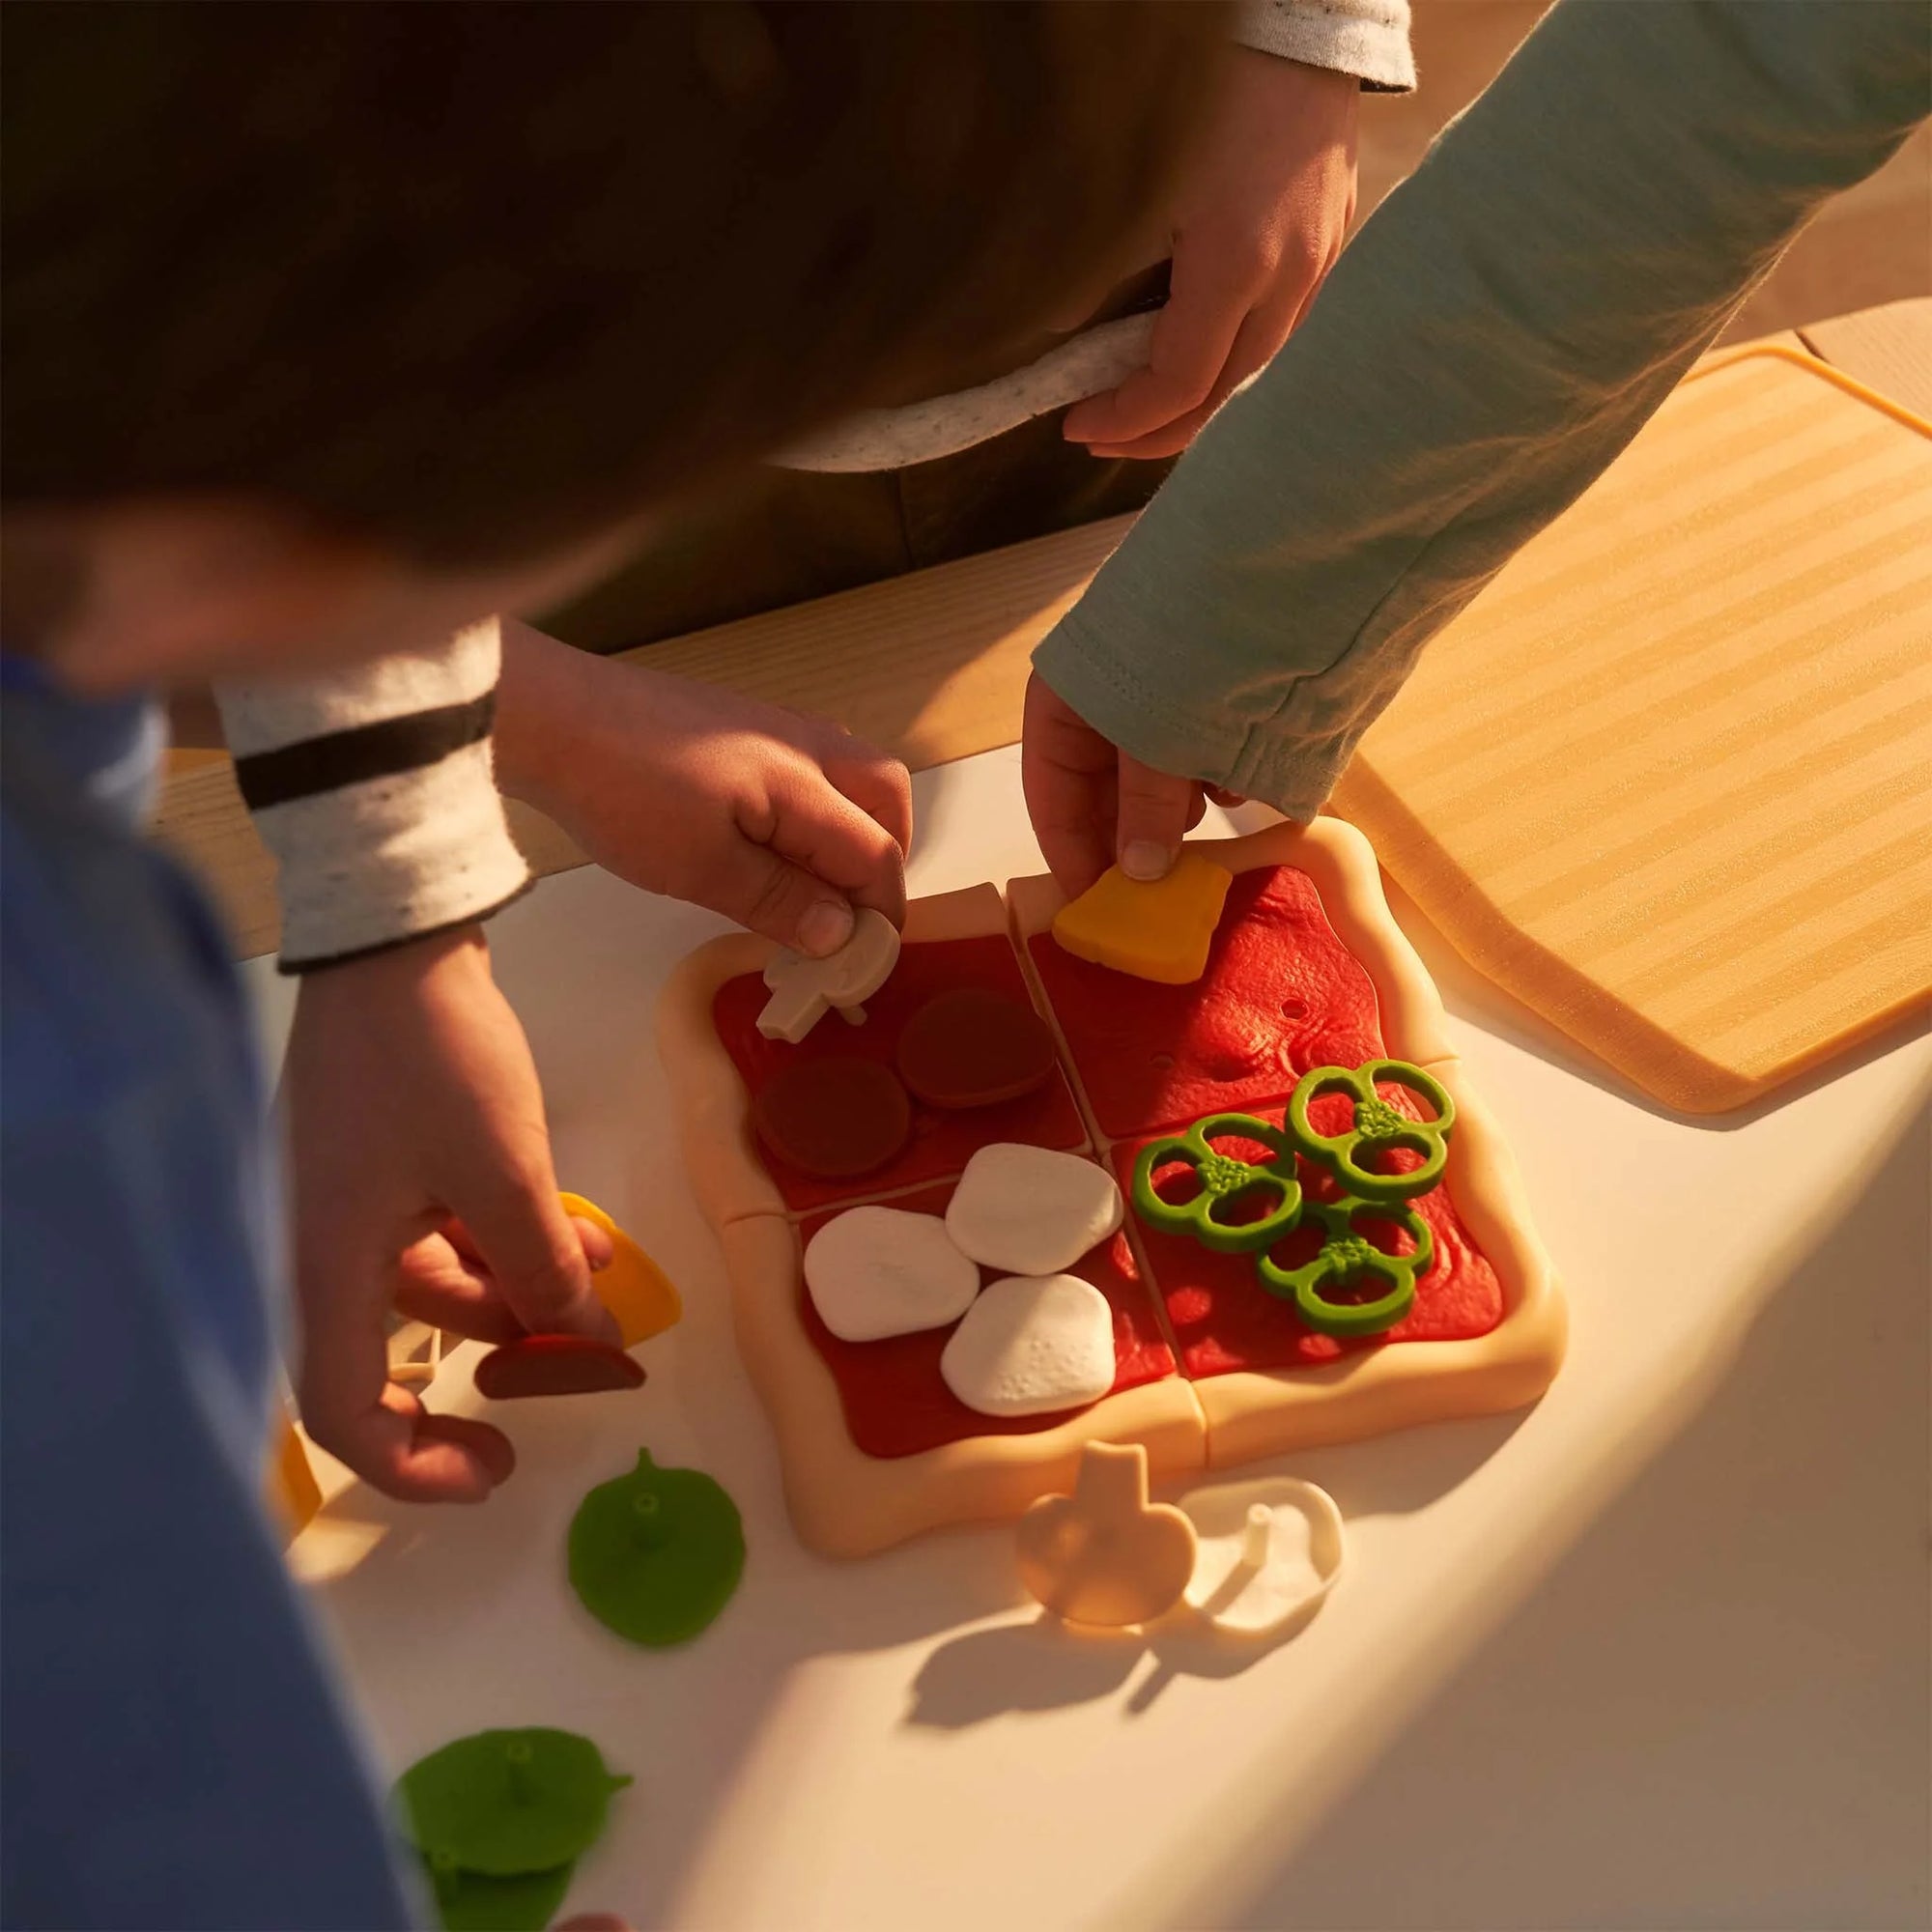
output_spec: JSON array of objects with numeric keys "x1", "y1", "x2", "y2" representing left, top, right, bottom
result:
[
  {"x1": 1009, "y1": 817, "x2": 1563, "y2": 1469},
  {"x1": 663, "y1": 816, "x2": 1564, "y2": 1554},
  {"x1": 720, "y1": 1215, "x2": 1208, "y2": 1558},
  {"x1": 1186, "y1": 1060, "x2": 1566, "y2": 1466}
]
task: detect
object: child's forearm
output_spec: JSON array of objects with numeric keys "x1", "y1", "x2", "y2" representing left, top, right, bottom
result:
[{"x1": 1035, "y1": 0, "x2": 1930, "y2": 822}]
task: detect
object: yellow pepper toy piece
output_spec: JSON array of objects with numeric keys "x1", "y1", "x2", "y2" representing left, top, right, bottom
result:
[
  {"x1": 266, "y1": 1411, "x2": 323, "y2": 1545},
  {"x1": 561, "y1": 1192, "x2": 682, "y2": 1348},
  {"x1": 1051, "y1": 852, "x2": 1234, "y2": 985}
]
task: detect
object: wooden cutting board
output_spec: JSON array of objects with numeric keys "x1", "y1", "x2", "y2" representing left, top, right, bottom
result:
[{"x1": 1332, "y1": 345, "x2": 1931, "y2": 1114}]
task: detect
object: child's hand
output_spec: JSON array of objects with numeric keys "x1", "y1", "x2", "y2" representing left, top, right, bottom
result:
[
  {"x1": 1063, "y1": 51, "x2": 1358, "y2": 459},
  {"x1": 497, "y1": 620, "x2": 911, "y2": 954},
  {"x1": 1022, "y1": 672, "x2": 1244, "y2": 898},
  {"x1": 286, "y1": 927, "x2": 618, "y2": 1502}
]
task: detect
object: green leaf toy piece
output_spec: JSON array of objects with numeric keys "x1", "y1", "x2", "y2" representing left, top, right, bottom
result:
[
  {"x1": 396, "y1": 1728, "x2": 631, "y2": 1878},
  {"x1": 1255, "y1": 1194, "x2": 1435, "y2": 1338},
  {"x1": 1131, "y1": 1114, "x2": 1303, "y2": 1254},
  {"x1": 421, "y1": 1856, "x2": 576, "y2": 1932},
  {"x1": 569, "y1": 1449, "x2": 746, "y2": 1647},
  {"x1": 1284, "y1": 1059, "x2": 1455, "y2": 1205}
]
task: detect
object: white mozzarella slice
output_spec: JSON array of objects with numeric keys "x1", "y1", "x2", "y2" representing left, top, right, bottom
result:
[
  {"x1": 943, "y1": 1144, "x2": 1123, "y2": 1276},
  {"x1": 939, "y1": 1273, "x2": 1116, "y2": 1418},
  {"x1": 802, "y1": 1206, "x2": 980, "y2": 1343}
]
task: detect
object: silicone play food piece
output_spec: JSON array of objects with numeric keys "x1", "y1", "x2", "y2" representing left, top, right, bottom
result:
[
  {"x1": 944, "y1": 1143, "x2": 1124, "y2": 1275},
  {"x1": 1132, "y1": 1114, "x2": 1303, "y2": 1254},
  {"x1": 1051, "y1": 851, "x2": 1233, "y2": 985},
  {"x1": 794, "y1": 1180, "x2": 1179, "y2": 1462},
  {"x1": 1285, "y1": 1060, "x2": 1455, "y2": 1205},
  {"x1": 422, "y1": 1858, "x2": 576, "y2": 1932},
  {"x1": 1015, "y1": 1442, "x2": 1197, "y2": 1628},
  {"x1": 1178, "y1": 1475, "x2": 1345, "y2": 1638},
  {"x1": 895, "y1": 987, "x2": 1056, "y2": 1108},
  {"x1": 752, "y1": 1056, "x2": 912, "y2": 1179},
  {"x1": 266, "y1": 1411, "x2": 322, "y2": 1543},
  {"x1": 395, "y1": 1728, "x2": 632, "y2": 1878},
  {"x1": 568, "y1": 1449, "x2": 746, "y2": 1646},
  {"x1": 473, "y1": 1335, "x2": 647, "y2": 1401},
  {"x1": 802, "y1": 1205, "x2": 980, "y2": 1343},
  {"x1": 560, "y1": 1192, "x2": 680, "y2": 1347},
  {"x1": 940, "y1": 1273, "x2": 1117, "y2": 1417},
  {"x1": 756, "y1": 907, "x2": 901, "y2": 1042},
  {"x1": 705, "y1": 917, "x2": 1092, "y2": 1216},
  {"x1": 1256, "y1": 1193, "x2": 1435, "y2": 1339}
]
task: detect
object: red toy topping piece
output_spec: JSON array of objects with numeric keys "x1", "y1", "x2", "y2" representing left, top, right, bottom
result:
[
  {"x1": 795, "y1": 1179, "x2": 1178, "y2": 1460},
  {"x1": 473, "y1": 1336, "x2": 647, "y2": 1401},
  {"x1": 895, "y1": 988, "x2": 1057, "y2": 1109},
  {"x1": 714, "y1": 932, "x2": 1087, "y2": 1211},
  {"x1": 753, "y1": 1058, "x2": 912, "y2": 1180},
  {"x1": 1028, "y1": 867, "x2": 1386, "y2": 1140}
]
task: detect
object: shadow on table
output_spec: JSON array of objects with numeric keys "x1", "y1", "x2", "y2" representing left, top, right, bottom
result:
[
  {"x1": 903, "y1": 1406, "x2": 1528, "y2": 1732},
  {"x1": 1172, "y1": 1103, "x2": 1932, "y2": 1932}
]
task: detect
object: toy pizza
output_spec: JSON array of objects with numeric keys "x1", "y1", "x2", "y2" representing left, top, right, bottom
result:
[{"x1": 659, "y1": 817, "x2": 1565, "y2": 1556}]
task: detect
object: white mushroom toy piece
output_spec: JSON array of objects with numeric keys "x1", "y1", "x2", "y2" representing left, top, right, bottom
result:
[{"x1": 755, "y1": 908, "x2": 901, "y2": 1043}]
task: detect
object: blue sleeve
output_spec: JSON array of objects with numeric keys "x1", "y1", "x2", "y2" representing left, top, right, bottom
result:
[{"x1": 2, "y1": 700, "x2": 419, "y2": 1931}]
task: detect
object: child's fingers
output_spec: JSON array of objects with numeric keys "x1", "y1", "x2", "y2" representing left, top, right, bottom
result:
[
  {"x1": 1020, "y1": 673, "x2": 1119, "y2": 897},
  {"x1": 300, "y1": 1346, "x2": 513, "y2": 1503},
  {"x1": 1061, "y1": 230, "x2": 1264, "y2": 447},
  {"x1": 1082, "y1": 281, "x2": 1309, "y2": 460},
  {"x1": 822, "y1": 744, "x2": 914, "y2": 864},
  {"x1": 1115, "y1": 753, "x2": 1203, "y2": 883},
  {"x1": 736, "y1": 773, "x2": 909, "y2": 950},
  {"x1": 451, "y1": 1156, "x2": 619, "y2": 1348}
]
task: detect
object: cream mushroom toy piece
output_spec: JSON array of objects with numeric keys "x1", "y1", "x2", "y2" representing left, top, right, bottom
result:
[
  {"x1": 755, "y1": 908, "x2": 902, "y2": 1043},
  {"x1": 1014, "y1": 1443, "x2": 1197, "y2": 1629}
]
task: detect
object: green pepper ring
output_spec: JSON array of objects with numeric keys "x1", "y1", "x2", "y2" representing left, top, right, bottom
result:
[
  {"x1": 1285, "y1": 1059, "x2": 1456, "y2": 1205},
  {"x1": 1130, "y1": 1113, "x2": 1304, "y2": 1255},
  {"x1": 1254, "y1": 1193, "x2": 1435, "y2": 1339}
]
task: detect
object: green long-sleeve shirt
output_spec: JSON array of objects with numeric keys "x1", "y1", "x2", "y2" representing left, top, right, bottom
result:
[{"x1": 1034, "y1": 0, "x2": 1930, "y2": 821}]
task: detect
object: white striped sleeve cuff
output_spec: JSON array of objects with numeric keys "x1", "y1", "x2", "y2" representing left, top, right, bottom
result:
[
  {"x1": 1236, "y1": 0, "x2": 1416, "y2": 93},
  {"x1": 214, "y1": 619, "x2": 531, "y2": 972}
]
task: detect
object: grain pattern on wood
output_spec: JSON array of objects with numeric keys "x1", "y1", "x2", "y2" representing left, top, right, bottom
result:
[
  {"x1": 1331, "y1": 344, "x2": 1932, "y2": 1112},
  {"x1": 1801, "y1": 298, "x2": 1932, "y2": 422}
]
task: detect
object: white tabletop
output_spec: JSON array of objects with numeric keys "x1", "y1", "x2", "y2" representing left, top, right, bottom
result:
[{"x1": 258, "y1": 746, "x2": 1932, "y2": 1932}]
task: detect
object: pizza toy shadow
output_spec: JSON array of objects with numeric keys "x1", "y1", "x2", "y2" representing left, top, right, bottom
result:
[{"x1": 903, "y1": 1586, "x2": 1329, "y2": 1731}]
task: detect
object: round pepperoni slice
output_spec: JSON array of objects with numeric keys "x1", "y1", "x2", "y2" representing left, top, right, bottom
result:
[
  {"x1": 753, "y1": 1056, "x2": 912, "y2": 1179},
  {"x1": 895, "y1": 988, "x2": 1057, "y2": 1109}
]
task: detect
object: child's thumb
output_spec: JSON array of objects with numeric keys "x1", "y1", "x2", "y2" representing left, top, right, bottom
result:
[
  {"x1": 724, "y1": 842, "x2": 857, "y2": 958},
  {"x1": 1115, "y1": 753, "x2": 1200, "y2": 883}
]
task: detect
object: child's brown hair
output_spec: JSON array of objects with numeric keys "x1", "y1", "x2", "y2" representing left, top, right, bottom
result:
[{"x1": 4, "y1": 1, "x2": 1224, "y2": 567}]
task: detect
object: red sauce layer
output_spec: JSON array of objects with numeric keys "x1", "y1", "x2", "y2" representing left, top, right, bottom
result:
[
  {"x1": 795, "y1": 1180, "x2": 1177, "y2": 1459},
  {"x1": 715, "y1": 933, "x2": 1087, "y2": 1213},
  {"x1": 1116, "y1": 1095, "x2": 1504, "y2": 1376},
  {"x1": 1028, "y1": 867, "x2": 1386, "y2": 1140}
]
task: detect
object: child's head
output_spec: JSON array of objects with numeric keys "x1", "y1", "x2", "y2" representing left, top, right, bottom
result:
[{"x1": 3, "y1": 1, "x2": 1226, "y2": 691}]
